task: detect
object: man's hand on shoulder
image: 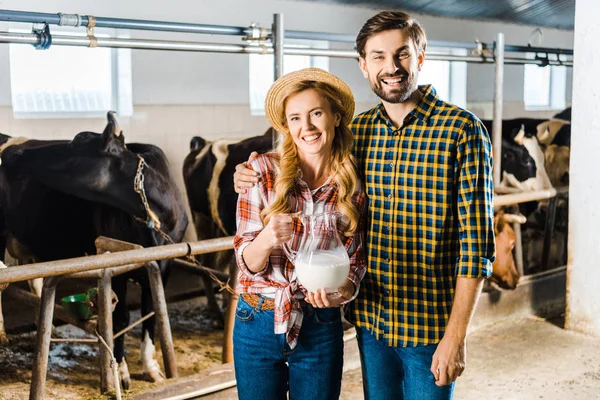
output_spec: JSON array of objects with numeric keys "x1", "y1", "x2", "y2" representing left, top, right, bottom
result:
[{"x1": 234, "y1": 151, "x2": 260, "y2": 194}]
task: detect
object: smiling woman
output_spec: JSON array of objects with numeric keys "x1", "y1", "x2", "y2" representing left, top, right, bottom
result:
[{"x1": 232, "y1": 68, "x2": 368, "y2": 400}]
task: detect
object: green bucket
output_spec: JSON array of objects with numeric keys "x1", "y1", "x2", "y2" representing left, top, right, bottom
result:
[{"x1": 60, "y1": 289, "x2": 96, "y2": 320}]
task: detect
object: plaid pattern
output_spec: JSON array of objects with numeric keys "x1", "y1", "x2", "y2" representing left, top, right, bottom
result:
[
  {"x1": 234, "y1": 153, "x2": 367, "y2": 349},
  {"x1": 346, "y1": 85, "x2": 495, "y2": 347}
]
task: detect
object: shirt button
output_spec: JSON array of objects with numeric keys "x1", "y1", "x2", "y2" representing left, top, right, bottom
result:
[
  {"x1": 384, "y1": 289, "x2": 392, "y2": 295},
  {"x1": 389, "y1": 162, "x2": 394, "y2": 168},
  {"x1": 385, "y1": 258, "x2": 391, "y2": 263},
  {"x1": 383, "y1": 226, "x2": 390, "y2": 234},
  {"x1": 387, "y1": 193, "x2": 393, "y2": 200}
]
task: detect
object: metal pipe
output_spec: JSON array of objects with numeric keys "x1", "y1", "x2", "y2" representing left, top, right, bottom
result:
[
  {"x1": 273, "y1": 13, "x2": 284, "y2": 81},
  {"x1": 0, "y1": 32, "x2": 573, "y2": 66},
  {"x1": 0, "y1": 9, "x2": 575, "y2": 55},
  {"x1": 0, "y1": 237, "x2": 233, "y2": 285},
  {"x1": 494, "y1": 188, "x2": 558, "y2": 207},
  {"x1": 29, "y1": 277, "x2": 60, "y2": 400},
  {"x1": 0, "y1": 9, "x2": 355, "y2": 42},
  {"x1": 146, "y1": 261, "x2": 178, "y2": 379},
  {"x1": 285, "y1": 30, "x2": 353, "y2": 43},
  {"x1": 67, "y1": 262, "x2": 145, "y2": 279},
  {"x1": 271, "y1": 13, "x2": 284, "y2": 157},
  {"x1": 50, "y1": 338, "x2": 98, "y2": 343},
  {"x1": 0, "y1": 10, "x2": 252, "y2": 36},
  {"x1": 492, "y1": 33, "x2": 505, "y2": 188},
  {"x1": 98, "y1": 270, "x2": 116, "y2": 393},
  {"x1": 503, "y1": 44, "x2": 573, "y2": 56}
]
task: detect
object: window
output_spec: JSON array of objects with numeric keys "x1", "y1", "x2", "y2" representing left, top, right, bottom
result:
[
  {"x1": 523, "y1": 53, "x2": 567, "y2": 110},
  {"x1": 9, "y1": 27, "x2": 132, "y2": 118},
  {"x1": 418, "y1": 48, "x2": 467, "y2": 109},
  {"x1": 249, "y1": 40, "x2": 329, "y2": 116}
]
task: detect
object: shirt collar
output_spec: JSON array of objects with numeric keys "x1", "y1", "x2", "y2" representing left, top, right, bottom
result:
[{"x1": 372, "y1": 84, "x2": 439, "y2": 126}]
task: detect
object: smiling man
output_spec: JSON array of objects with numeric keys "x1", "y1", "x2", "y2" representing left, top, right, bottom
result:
[{"x1": 347, "y1": 11, "x2": 496, "y2": 400}]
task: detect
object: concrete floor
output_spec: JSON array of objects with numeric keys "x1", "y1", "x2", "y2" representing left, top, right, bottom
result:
[
  {"x1": 339, "y1": 316, "x2": 600, "y2": 400},
  {"x1": 196, "y1": 316, "x2": 600, "y2": 400}
]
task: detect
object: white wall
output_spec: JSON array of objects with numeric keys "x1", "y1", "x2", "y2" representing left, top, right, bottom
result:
[{"x1": 565, "y1": 0, "x2": 600, "y2": 336}]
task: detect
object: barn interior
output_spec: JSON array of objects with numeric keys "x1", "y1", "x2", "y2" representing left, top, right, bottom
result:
[{"x1": 0, "y1": 0, "x2": 598, "y2": 399}]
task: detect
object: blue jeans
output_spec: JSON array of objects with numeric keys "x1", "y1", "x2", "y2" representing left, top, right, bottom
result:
[
  {"x1": 356, "y1": 327, "x2": 455, "y2": 400},
  {"x1": 233, "y1": 296, "x2": 344, "y2": 400}
]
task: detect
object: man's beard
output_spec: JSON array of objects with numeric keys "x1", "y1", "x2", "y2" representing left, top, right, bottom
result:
[{"x1": 371, "y1": 72, "x2": 418, "y2": 104}]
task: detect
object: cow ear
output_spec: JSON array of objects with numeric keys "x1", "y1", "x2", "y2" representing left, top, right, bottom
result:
[
  {"x1": 102, "y1": 111, "x2": 126, "y2": 155},
  {"x1": 494, "y1": 212, "x2": 505, "y2": 236}
]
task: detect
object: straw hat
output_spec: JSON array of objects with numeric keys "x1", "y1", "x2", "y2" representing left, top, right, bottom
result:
[{"x1": 264, "y1": 68, "x2": 355, "y2": 134}]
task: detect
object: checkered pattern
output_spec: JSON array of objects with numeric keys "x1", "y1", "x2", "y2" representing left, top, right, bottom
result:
[
  {"x1": 346, "y1": 85, "x2": 495, "y2": 347},
  {"x1": 235, "y1": 153, "x2": 368, "y2": 348}
]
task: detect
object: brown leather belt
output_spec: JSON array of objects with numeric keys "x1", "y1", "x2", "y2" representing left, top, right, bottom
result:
[
  {"x1": 241, "y1": 293, "x2": 275, "y2": 310},
  {"x1": 240, "y1": 293, "x2": 307, "y2": 311}
]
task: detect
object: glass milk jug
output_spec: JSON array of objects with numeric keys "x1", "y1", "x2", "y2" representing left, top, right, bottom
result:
[{"x1": 282, "y1": 211, "x2": 350, "y2": 292}]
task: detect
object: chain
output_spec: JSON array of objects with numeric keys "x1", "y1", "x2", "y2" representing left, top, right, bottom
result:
[{"x1": 132, "y1": 155, "x2": 235, "y2": 296}]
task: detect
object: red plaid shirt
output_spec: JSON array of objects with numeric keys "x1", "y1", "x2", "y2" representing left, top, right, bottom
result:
[{"x1": 234, "y1": 153, "x2": 367, "y2": 348}]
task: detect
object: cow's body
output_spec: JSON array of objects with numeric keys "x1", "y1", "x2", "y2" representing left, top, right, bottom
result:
[
  {"x1": 0, "y1": 114, "x2": 188, "y2": 388},
  {"x1": 182, "y1": 129, "x2": 274, "y2": 324}
]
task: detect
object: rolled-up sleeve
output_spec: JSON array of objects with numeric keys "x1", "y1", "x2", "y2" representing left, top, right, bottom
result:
[
  {"x1": 234, "y1": 163, "x2": 269, "y2": 278},
  {"x1": 342, "y1": 190, "x2": 368, "y2": 301},
  {"x1": 455, "y1": 118, "x2": 495, "y2": 278}
]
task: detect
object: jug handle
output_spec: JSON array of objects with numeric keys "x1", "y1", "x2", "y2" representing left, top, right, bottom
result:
[
  {"x1": 281, "y1": 242, "x2": 297, "y2": 264},
  {"x1": 281, "y1": 212, "x2": 302, "y2": 264}
]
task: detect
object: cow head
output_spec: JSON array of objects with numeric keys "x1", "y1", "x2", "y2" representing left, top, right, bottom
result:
[
  {"x1": 501, "y1": 135, "x2": 536, "y2": 182},
  {"x1": 501, "y1": 125, "x2": 553, "y2": 191},
  {"x1": 102, "y1": 111, "x2": 126, "y2": 155},
  {"x1": 536, "y1": 119, "x2": 571, "y2": 146},
  {"x1": 490, "y1": 212, "x2": 520, "y2": 290},
  {"x1": 0, "y1": 112, "x2": 171, "y2": 224}
]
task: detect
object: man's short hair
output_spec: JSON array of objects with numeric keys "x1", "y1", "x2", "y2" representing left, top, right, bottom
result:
[{"x1": 356, "y1": 11, "x2": 427, "y2": 58}]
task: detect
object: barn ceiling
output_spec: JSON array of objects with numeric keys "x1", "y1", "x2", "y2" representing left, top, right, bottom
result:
[{"x1": 300, "y1": 0, "x2": 575, "y2": 30}]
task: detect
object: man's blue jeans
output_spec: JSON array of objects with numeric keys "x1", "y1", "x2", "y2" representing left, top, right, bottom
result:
[
  {"x1": 233, "y1": 296, "x2": 344, "y2": 400},
  {"x1": 356, "y1": 326, "x2": 455, "y2": 400}
]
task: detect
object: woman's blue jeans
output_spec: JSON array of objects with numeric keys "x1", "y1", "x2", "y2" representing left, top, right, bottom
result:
[
  {"x1": 233, "y1": 296, "x2": 344, "y2": 400},
  {"x1": 357, "y1": 326, "x2": 455, "y2": 400}
]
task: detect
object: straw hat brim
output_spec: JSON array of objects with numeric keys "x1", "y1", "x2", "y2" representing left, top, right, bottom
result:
[{"x1": 264, "y1": 68, "x2": 355, "y2": 134}]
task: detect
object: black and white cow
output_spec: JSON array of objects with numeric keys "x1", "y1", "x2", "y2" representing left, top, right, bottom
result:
[
  {"x1": 0, "y1": 113, "x2": 188, "y2": 389},
  {"x1": 491, "y1": 124, "x2": 551, "y2": 192},
  {"x1": 481, "y1": 117, "x2": 547, "y2": 142},
  {"x1": 182, "y1": 128, "x2": 274, "y2": 326},
  {"x1": 481, "y1": 107, "x2": 572, "y2": 147}
]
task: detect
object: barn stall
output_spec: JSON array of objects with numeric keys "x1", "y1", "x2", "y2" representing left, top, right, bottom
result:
[{"x1": 0, "y1": 0, "x2": 594, "y2": 398}]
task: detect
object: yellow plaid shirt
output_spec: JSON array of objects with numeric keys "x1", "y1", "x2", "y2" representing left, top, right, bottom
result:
[{"x1": 346, "y1": 85, "x2": 495, "y2": 347}]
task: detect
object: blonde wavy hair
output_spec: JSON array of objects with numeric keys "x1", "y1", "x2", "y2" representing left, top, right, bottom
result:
[{"x1": 261, "y1": 80, "x2": 361, "y2": 236}]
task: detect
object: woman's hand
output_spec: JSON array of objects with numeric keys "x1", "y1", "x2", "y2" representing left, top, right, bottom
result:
[
  {"x1": 260, "y1": 213, "x2": 295, "y2": 249},
  {"x1": 305, "y1": 279, "x2": 355, "y2": 308}
]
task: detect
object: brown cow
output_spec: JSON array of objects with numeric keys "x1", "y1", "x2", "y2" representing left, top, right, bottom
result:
[{"x1": 490, "y1": 212, "x2": 520, "y2": 290}]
